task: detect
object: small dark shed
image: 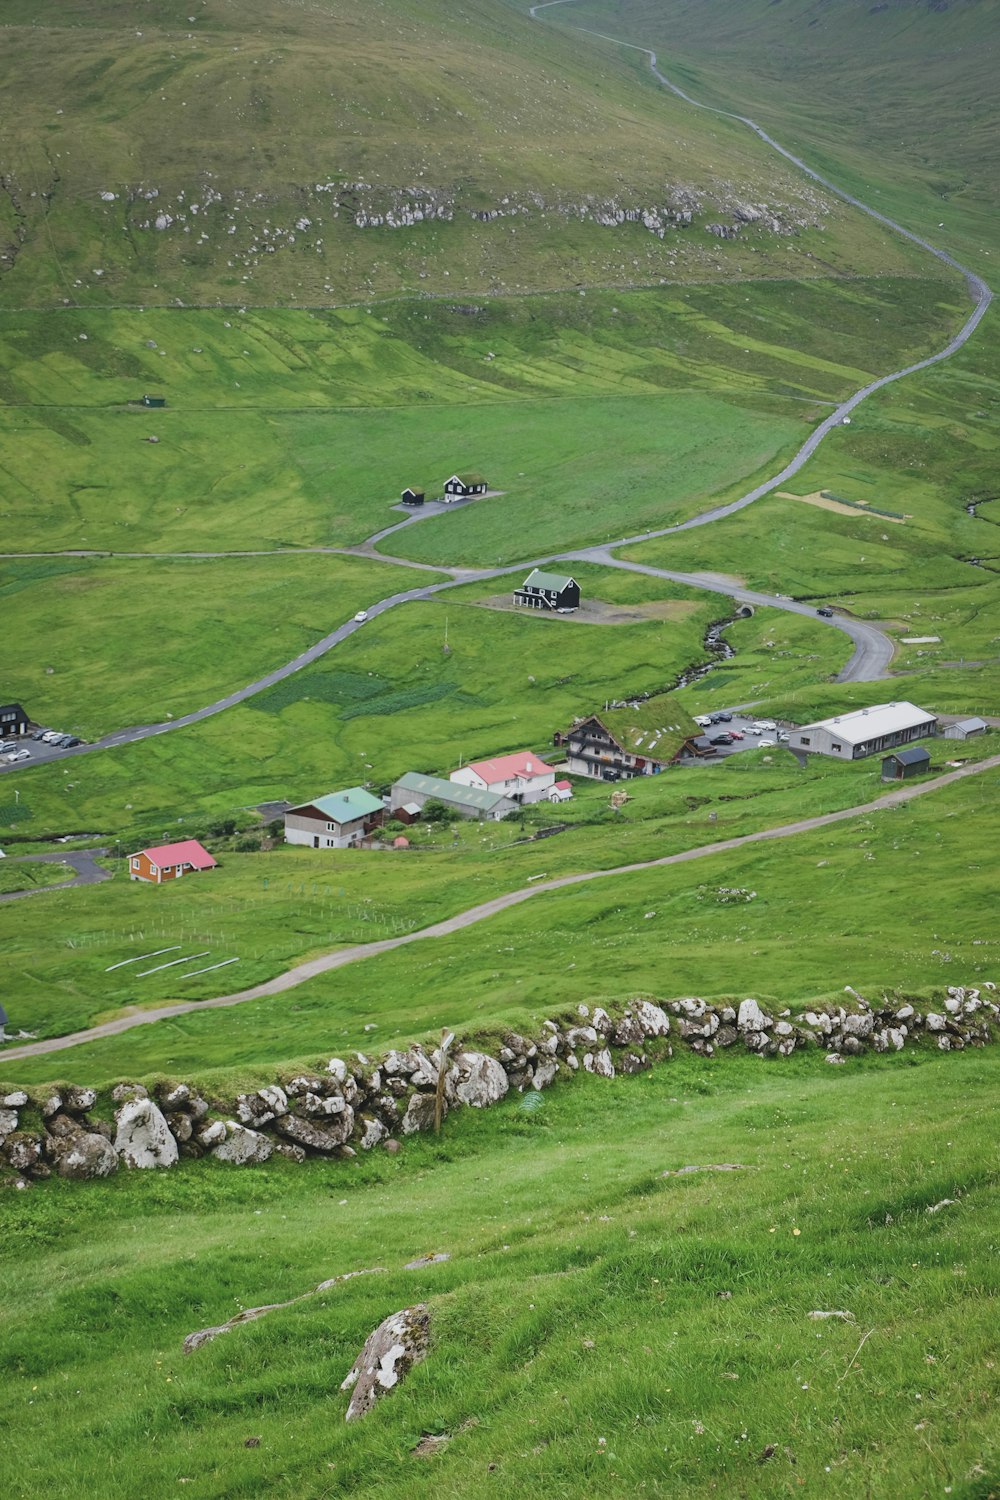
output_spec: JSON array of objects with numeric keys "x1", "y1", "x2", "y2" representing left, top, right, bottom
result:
[
  {"x1": 400, "y1": 487, "x2": 425, "y2": 506},
  {"x1": 142, "y1": 394, "x2": 167, "y2": 408},
  {"x1": 0, "y1": 702, "x2": 30, "y2": 736},
  {"x1": 882, "y1": 746, "x2": 931, "y2": 781}
]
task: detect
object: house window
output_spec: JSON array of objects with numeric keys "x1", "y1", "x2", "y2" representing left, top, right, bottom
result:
[
  {"x1": 131, "y1": 857, "x2": 140, "y2": 869},
  {"x1": 832, "y1": 743, "x2": 842, "y2": 753},
  {"x1": 800, "y1": 737, "x2": 811, "y2": 746}
]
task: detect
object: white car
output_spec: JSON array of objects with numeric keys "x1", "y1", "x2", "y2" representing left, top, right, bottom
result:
[
  {"x1": 694, "y1": 715, "x2": 712, "y2": 728},
  {"x1": 6, "y1": 748, "x2": 30, "y2": 762},
  {"x1": 354, "y1": 610, "x2": 369, "y2": 623},
  {"x1": 757, "y1": 720, "x2": 777, "y2": 732},
  {"x1": 758, "y1": 738, "x2": 776, "y2": 748}
]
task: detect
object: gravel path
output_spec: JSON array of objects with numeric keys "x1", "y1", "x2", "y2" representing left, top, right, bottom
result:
[{"x1": 3, "y1": 754, "x2": 997, "y2": 1062}]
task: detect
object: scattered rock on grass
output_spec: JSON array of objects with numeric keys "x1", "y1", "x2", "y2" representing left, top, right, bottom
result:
[{"x1": 341, "y1": 1304, "x2": 431, "y2": 1422}]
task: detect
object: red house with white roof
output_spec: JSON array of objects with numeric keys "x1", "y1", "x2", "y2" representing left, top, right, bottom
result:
[
  {"x1": 128, "y1": 839, "x2": 218, "y2": 884},
  {"x1": 450, "y1": 751, "x2": 557, "y2": 805}
]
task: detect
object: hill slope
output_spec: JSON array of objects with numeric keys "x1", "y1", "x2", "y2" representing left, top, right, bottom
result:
[{"x1": 0, "y1": 0, "x2": 933, "y2": 304}]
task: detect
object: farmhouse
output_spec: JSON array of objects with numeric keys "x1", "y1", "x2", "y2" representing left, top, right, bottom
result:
[
  {"x1": 129, "y1": 839, "x2": 217, "y2": 884},
  {"x1": 513, "y1": 569, "x2": 580, "y2": 612},
  {"x1": 943, "y1": 716, "x2": 987, "y2": 741},
  {"x1": 450, "y1": 750, "x2": 556, "y2": 804},
  {"x1": 882, "y1": 746, "x2": 931, "y2": 782},
  {"x1": 549, "y1": 779, "x2": 574, "y2": 803},
  {"x1": 391, "y1": 771, "x2": 515, "y2": 820},
  {"x1": 559, "y1": 695, "x2": 702, "y2": 781},
  {"x1": 400, "y1": 487, "x2": 425, "y2": 506},
  {"x1": 443, "y1": 472, "x2": 487, "y2": 500},
  {"x1": 788, "y1": 701, "x2": 937, "y2": 760},
  {"x1": 284, "y1": 787, "x2": 384, "y2": 849},
  {"x1": 0, "y1": 702, "x2": 30, "y2": 737}
]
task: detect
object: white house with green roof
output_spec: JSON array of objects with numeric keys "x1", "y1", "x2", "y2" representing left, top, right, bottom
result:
[
  {"x1": 513, "y1": 568, "x2": 580, "y2": 612},
  {"x1": 284, "y1": 787, "x2": 385, "y2": 849}
]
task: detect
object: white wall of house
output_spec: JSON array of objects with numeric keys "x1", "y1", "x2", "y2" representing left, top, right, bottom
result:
[
  {"x1": 450, "y1": 765, "x2": 556, "y2": 804},
  {"x1": 285, "y1": 812, "x2": 368, "y2": 849}
]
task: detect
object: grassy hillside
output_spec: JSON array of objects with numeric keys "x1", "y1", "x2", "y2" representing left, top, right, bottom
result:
[
  {"x1": 3, "y1": 1049, "x2": 1000, "y2": 1499},
  {"x1": 0, "y1": 0, "x2": 936, "y2": 306}
]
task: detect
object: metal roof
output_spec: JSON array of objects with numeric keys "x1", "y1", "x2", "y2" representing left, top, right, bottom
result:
[
  {"x1": 462, "y1": 751, "x2": 555, "y2": 784},
  {"x1": 798, "y1": 701, "x2": 935, "y2": 745},
  {"x1": 134, "y1": 839, "x2": 217, "y2": 870},
  {"x1": 949, "y1": 716, "x2": 987, "y2": 732},
  {"x1": 519, "y1": 568, "x2": 577, "y2": 593},
  {"x1": 885, "y1": 746, "x2": 931, "y2": 765},
  {"x1": 289, "y1": 787, "x2": 384, "y2": 823},
  {"x1": 393, "y1": 771, "x2": 510, "y2": 813}
]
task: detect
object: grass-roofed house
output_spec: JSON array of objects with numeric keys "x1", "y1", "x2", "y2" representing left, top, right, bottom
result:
[
  {"x1": 559, "y1": 694, "x2": 702, "y2": 781},
  {"x1": 284, "y1": 787, "x2": 385, "y2": 849},
  {"x1": 443, "y1": 472, "x2": 487, "y2": 501}
]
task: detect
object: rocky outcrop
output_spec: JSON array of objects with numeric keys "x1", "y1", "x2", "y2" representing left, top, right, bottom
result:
[
  {"x1": 341, "y1": 1304, "x2": 431, "y2": 1422},
  {"x1": 2, "y1": 985, "x2": 997, "y2": 1188}
]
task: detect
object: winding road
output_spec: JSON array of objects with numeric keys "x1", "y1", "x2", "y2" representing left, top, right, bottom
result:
[
  {"x1": 1, "y1": 4, "x2": 990, "y2": 773},
  {"x1": 3, "y1": 752, "x2": 997, "y2": 1062}
]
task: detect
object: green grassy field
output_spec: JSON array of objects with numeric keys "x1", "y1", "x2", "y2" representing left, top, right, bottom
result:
[
  {"x1": 0, "y1": 859, "x2": 73, "y2": 895},
  {"x1": 2, "y1": 1047, "x2": 999, "y2": 1499}
]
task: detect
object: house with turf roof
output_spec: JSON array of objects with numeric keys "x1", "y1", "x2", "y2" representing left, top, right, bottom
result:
[
  {"x1": 443, "y1": 472, "x2": 488, "y2": 500},
  {"x1": 558, "y1": 694, "x2": 702, "y2": 781},
  {"x1": 513, "y1": 568, "x2": 580, "y2": 612},
  {"x1": 284, "y1": 787, "x2": 385, "y2": 849}
]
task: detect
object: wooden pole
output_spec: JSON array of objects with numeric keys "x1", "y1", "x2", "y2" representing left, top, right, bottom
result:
[{"x1": 435, "y1": 1028, "x2": 455, "y2": 1136}]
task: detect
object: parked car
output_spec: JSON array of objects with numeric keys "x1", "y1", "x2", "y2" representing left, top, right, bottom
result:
[
  {"x1": 354, "y1": 610, "x2": 369, "y2": 623},
  {"x1": 5, "y1": 748, "x2": 30, "y2": 763},
  {"x1": 709, "y1": 733, "x2": 733, "y2": 746},
  {"x1": 41, "y1": 731, "x2": 61, "y2": 743},
  {"x1": 715, "y1": 711, "x2": 733, "y2": 722},
  {"x1": 758, "y1": 738, "x2": 776, "y2": 748},
  {"x1": 817, "y1": 606, "x2": 834, "y2": 618},
  {"x1": 694, "y1": 715, "x2": 712, "y2": 728},
  {"x1": 777, "y1": 731, "x2": 790, "y2": 743},
  {"x1": 757, "y1": 719, "x2": 777, "y2": 732},
  {"x1": 0, "y1": 741, "x2": 15, "y2": 754},
  {"x1": 728, "y1": 729, "x2": 745, "y2": 741},
  {"x1": 62, "y1": 735, "x2": 82, "y2": 747},
  {"x1": 31, "y1": 728, "x2": 50, "y2": 741}
]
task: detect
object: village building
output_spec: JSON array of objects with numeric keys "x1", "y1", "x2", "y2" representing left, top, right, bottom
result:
[
  {"x1": 548, "y1": 779, "x2": 574, "y2": 803},
  {"x1": 443, "y1": 472, "x2": 487, "y2": 501},
  {"x1": 513, "y1": 569, "x2": 580, "y2": 612},
  {"x1": 450, "y1": 751, "x2": 557, "y2": 805},
  {"x1": 400, "y1": 487, "x2": 425, "y2": 506},
  {"x1": 391, "y1": 771, "x2": 515, "y2": 821},
  {"x1": 943, "y1": 716, "x2": 987, "y2": 741},
  {"x1": 0, "y1": 702, "x2": 30, "y2": 737},
  {"x1": 284, "y1": 787, "x2": 384, "y2": 849},
  {"x1": 129, "y1": 839, "x2": 217, "y2": 884},
  {"x1": 558, "y1": 695, "x2": 702, "y2": 781},
  {"x1": 788, "y1": 701, "x2": 937, "y2": 760},
  {"x1": 882, "y1": 746, "x2": 932, "y2": 782}
]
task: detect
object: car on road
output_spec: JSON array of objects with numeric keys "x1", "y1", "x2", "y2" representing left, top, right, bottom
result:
[
  {"x1": 354, "y1": 610, "x2": 369, "y2": 623},
  {"x1": 4, "y1": 748, "x2": 30, "y2": 763},
  {"x1": 817, "y1": 606, "x2": 834, "y2": 618}
]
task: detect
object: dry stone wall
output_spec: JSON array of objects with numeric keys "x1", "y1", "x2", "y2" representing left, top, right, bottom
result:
[{"x1": 2, "y1": 985, "x2": 996, "y2": 1189}]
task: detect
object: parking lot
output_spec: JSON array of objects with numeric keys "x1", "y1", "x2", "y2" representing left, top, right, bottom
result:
[
  {"x1": 692, "y1": 710, "x2": 793, "y2": 760},
  {"x1": 1, "y1": 728, "x2": 85, "y2": 771}
]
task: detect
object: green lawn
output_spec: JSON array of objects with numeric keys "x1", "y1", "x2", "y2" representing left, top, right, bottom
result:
[
  {"x1": 2, "y1": 1047, "x2": 999, "y2": 1499},
  {"x1": 0, "y1": 859, "x2": 74, "y2": 895}
]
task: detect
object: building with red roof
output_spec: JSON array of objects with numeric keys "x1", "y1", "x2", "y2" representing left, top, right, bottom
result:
[
  {"x1": 450, "y1": 750, "x2": 556, "y2": 805},
  {"x1": 128, "y1": 839, "x2": 218, "y2": 885}
]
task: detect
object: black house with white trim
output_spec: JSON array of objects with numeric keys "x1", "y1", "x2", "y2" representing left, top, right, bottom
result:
[
  {"x1": 443, "y1": 472, "x2": 487, "y2": 500},
  {"x1": 513, "y1": 568, "x2": 580, "y2": 612},
  {"x1": 400, "y1": 486, "x2": 425, "y2": 506},
  {"x1": 0, "y1": 702, "x2": 29, "y2": 736}
]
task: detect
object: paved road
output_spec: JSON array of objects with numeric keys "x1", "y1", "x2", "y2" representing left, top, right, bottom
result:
[
  {"x1": 0, "y1": 848, "x2": 110, "y2": 904},
  {"x1": 2, "y1": 4, "x2": 989, "y2": 778},
  {"x1": 3, "y1": 753, "x2": 997, "y2": 1063},
  {"x1": 572, "y1": 550, "x2": 894, "y2": 682}
]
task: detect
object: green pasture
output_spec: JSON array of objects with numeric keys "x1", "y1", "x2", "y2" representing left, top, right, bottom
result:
[
  {"x1": 3, "y1": 1048, "x2": 999, "y2": 1499},
  {"x1": 0, "y1": 564, "x2": 720, "y2": 832},
  {"x1": 0, "y1": 859, "x2": 73, "y2": 895},
  {"x1": 0, "y1": 552, "x2": 430, "y2": 737},
  {"x1": 2, "y1": 745, "x2": 995, "y2": 1088}
]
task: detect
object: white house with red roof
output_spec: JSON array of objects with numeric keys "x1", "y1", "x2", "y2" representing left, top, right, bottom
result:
[
  {"x1": 548, "y1": 778, "x2": 574, "y2": 803},
  {"x1": 450, "y1": 751, "x2": 557, "y2": 805},
  {"x1": 128, "y1": 839, "x2": 218, "y2": 885}
]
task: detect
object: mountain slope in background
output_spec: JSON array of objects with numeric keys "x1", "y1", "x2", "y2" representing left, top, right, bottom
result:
[{"x1": 0, "y1": 0, "x2": 933, "y2": 305}]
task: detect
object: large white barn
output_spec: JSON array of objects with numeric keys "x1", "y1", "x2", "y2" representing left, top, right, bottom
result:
[{"x1": 788, "y1": 701, "x2": 937, "y2": 760}]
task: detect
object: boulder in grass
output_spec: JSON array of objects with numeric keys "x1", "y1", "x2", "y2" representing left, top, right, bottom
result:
[
  {"x1": 114, "y1": 1098, "x2": 178, "y2": 1169},
  {"x1": 737, "y1": 998, "x2": 771, "y2": 1033},
  {"x1": 341, "y1": 1304, "x2": 431, "y2": 1422},
  {"x1": 56, "y1": 1132, "x2": 118, "y2": 1180},
  {"x1": 213, "y1": 1124, "x2": 273, "y2": 1166}
]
